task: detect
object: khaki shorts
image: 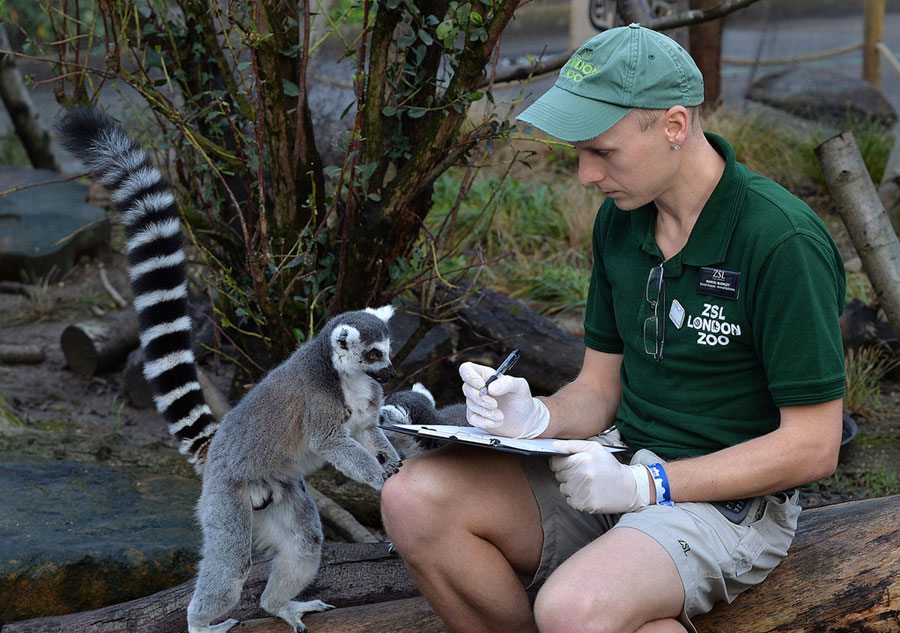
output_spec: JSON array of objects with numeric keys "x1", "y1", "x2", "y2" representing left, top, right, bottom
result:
[{"x1": 519, "y1": 447, "x2": 801, "y2": 632}]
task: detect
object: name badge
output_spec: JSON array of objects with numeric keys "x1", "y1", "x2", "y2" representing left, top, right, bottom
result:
[{"x1": 697, "y1": 267, "x2": 740, "y2": 300}]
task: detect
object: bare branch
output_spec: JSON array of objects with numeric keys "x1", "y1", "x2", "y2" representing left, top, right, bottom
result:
[
  {"x1": 649, "y1": 0, "x2": 762, "y2": 30},
  {"x1": 488, "y1": 0, "x2": 763, "y2": 86}
]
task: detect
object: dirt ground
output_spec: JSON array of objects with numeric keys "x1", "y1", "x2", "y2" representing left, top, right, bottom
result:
[{"x1": 0, "y1": 252, "x2": 182, "y2": 448}]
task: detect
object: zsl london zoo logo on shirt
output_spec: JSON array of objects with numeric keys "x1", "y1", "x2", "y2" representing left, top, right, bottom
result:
[{"x1": 685, "y1": 303, "x2": 742, "y2": 348}]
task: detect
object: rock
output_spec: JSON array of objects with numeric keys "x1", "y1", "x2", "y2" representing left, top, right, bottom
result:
[
  {"x1": 0, "y1": 167, "x2": 110, "y2": 281},
  {"x1": 840, "y1": 297, "x2": 898, "y2": 352},
  {"x1": 747, "y1": 67, "x2": 897, "y2": 127},
  {"x1": 0, "y1": 428, "x2": 201, "y2": 626}
]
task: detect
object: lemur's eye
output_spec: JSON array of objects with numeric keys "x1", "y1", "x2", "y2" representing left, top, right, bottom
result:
[{"x1": 366, "y1": 349, "x2": 382, "y2": 362}]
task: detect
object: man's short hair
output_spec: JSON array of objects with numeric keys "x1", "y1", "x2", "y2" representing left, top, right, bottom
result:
[{"x1": 630, "y1": 106, "x2": 702, "y2": 132}]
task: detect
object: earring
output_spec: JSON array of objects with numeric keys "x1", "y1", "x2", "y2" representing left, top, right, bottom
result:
[{"x1": 673, "y1": 144, "x2": 681, "y2": 151}]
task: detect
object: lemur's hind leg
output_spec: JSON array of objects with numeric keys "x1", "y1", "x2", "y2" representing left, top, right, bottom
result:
[
  {"x1": 257, "y1": 480, "x2": 333, "y2": 633},
  {"x1": 187, "y1": 480, "x2": 253, "y2": 633}
]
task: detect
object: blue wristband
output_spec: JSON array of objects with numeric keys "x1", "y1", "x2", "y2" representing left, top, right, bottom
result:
[{"x1": 647, "y1": 463, "x2": 674, "y2": 507}]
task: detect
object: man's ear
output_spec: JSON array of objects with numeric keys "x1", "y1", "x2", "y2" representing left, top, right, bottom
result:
[{"x1": 663, "y1": 106, "x2": 690, "y2": 148}]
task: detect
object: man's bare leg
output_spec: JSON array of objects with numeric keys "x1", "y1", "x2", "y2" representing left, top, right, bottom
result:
[
  {"x1": 534, "y1": 526, "x2": 686, "y2": 633},
  {"x1": 381, "y1": 447, "x2": 543, "y2": 633}
]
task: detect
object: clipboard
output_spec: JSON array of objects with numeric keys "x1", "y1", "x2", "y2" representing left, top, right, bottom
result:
[{"x1": 380, "y1": 424, "x2": 625, "y2": 457}]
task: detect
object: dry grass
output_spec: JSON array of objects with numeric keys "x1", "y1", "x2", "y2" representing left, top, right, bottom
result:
[{"x1": 844, "y1": 347, "x2": 900, "y2": 418}]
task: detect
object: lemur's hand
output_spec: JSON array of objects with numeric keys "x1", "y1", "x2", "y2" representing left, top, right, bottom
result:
[
  {"x1": 379, "y1": 451, "x2": 403, "y2": 479},
  {"x1": 379, "y1": 404, "x2": 410, "y2": 426},
  {"x1": 550, "y1": 440, "x2": 651, "y2": 514},
  {"x1": 458, "y1": 362, "x2": 550, "y2": 439}
]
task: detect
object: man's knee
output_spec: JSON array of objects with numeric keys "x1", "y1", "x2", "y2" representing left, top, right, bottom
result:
[
  {"x1": 381, "y1": 454, "x2": 449, "y2": 545},
  {"x1": 534, "y1": 574, "x2": 634, "y2": 633},
  {"x1": 534, "y1": 581, "x2": 601, "y2": 633}
]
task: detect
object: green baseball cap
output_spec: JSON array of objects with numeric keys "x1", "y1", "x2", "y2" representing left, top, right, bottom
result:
[{"x1": 517, "y1": 24, "x2": 704, "y2": 142}]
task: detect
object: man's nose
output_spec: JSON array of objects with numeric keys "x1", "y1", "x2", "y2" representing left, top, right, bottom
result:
[{"x1": 577, "y1": 154, "x2": 605, "y2": 187}]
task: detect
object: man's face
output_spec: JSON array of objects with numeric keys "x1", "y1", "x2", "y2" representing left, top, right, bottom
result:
[{"x1": 573, "y1": 111, "x2": 677, "y2": 211}]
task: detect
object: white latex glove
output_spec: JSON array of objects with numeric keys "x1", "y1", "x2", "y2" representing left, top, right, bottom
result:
[
  {"x1": 458, "y1": 361, "x2": 550, "y2": 439},
  {"x1": 550, "y1": 440, "x2": 651, "y2": 514}
]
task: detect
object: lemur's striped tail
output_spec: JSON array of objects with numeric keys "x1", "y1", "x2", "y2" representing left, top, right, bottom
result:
[{"x1": 56, "y1": 109, "x2": 218, "y2": 468}]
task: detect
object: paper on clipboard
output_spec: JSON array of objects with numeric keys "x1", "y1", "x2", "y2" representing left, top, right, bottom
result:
[{"x1": 380, "y1": 424, "x2": 626, "y2": 457}]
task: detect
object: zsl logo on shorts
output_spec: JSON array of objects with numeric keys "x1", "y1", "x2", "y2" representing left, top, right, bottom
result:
[{"x1": 564, "y1": 55, "x2": 600, "y2": 82}]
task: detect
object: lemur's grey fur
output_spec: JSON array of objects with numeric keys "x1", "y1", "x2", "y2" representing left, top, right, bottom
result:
[
  {"x1": 381, "y1": 383, "x2": 469, "y2": 452},
  {"x1": 56, "y1": 109, "x2": 402, "y2": 633}
]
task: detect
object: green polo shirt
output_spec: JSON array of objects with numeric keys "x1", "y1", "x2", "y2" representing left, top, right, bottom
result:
[{"x1": 583, "y1": 133, "x2": 846, "y2": 458}]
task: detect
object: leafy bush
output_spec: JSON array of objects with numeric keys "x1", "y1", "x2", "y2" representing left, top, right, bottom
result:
[{"x1": 25, "y1": 0, "x2": 529, "y2": 374}]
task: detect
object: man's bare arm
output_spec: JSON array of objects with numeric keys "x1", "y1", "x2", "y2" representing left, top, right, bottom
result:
[
  {"x1": 539, "y1": 348, "x2": 624, "y2": 440},
  {"x1": 664, "y1": 398, "x2": 843, "y2": 502}
]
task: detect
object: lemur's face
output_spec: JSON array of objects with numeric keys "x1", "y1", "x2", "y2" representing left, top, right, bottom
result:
[
  {"x1": 329, "y1": 306, "x2": 396, "y2": 383},
  {"x1": 360, "y1": 341, "x2": 395, "y2": 384}
]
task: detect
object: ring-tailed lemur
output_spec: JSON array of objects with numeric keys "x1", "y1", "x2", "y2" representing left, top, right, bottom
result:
[
  {"x1": 56, "y1": 109, "x2": 402, "y2": 633},
  {"x1": 381, "y1": 382, "x2": 469, "y2": 453}
]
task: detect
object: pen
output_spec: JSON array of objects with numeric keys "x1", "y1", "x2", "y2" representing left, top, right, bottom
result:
[{"x1": 479, "y1": 349, "x2": 520, "y2": 396}]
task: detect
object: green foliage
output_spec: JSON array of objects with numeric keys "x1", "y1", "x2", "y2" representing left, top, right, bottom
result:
[
  {"x1": 0, "y1": 129, "x2": 29, "y2": 167},
  {"x1": 706, "y1": 108, "x2": 895, "y2": 193},
  {"x1": 812, "y1": 463, "x2": 900, "y2": 500},
  {"x1": 418, "y1": 167, "x2": 595, "y2": 314},
  {"x1": 845, "y1": 271, "x2": 875, "y2": 306},
  {"x1": 849, "y1": 119, "x2": 894, "y2": 188},
  {"x1": 28, "y1": 0, "x2": 527, "y2": 375},
  {"x1": 0, "y1": 391, "x2": 25, "y2": 426}
]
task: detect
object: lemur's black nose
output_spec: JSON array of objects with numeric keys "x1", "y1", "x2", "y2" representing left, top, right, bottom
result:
[{"x1": 370, "y1": 365, "x2": 397, "y2": 384}]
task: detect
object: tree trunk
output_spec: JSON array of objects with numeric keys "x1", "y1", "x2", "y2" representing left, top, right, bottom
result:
[
  {"x1": 689, "y1": 0, "x2": 724, "y2": 109},
  {"x1": 59, "y1": 310, "x2": 139, "y2": 376},
  {"x1": 239, "y1": 597, "x2": 447, "y2": 633},
  {"x1": 0, "y1": 344, "x2": 45, "y2": 364},
  {"x1": 0, "y1": 25, "x2": 59, "y2": 171},
  {"x1": 692, "y1": 494, "x2": 900, "y2": 632},
  {"x1": 816, "y1": 131, "x2": 900, "y2": 345}
]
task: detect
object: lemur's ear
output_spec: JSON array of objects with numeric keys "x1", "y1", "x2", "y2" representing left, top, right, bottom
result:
[
  {"x1": 331, "y1": 325, "x2": 361, "y2": 351},
  {"x1": 365, "y1": 305, "x2": 395, "y2": 323},
  {"x1": 411, "y1": 382, "x2": 436, "y2": 406}
]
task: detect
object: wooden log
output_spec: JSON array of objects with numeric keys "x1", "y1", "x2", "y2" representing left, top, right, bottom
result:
[
  {"x1": 816, "y1": 132, "x2": 900, "y2": 346},
  {"x1": 211, "y1": 495, "x2": 900, "y2": 633},
  {"x1": 692, "y1": 494, "x2": 900, "y2": 632},
  {"x1": 0, "y1": 344, "x2": 45, "y2": 364},
  {"x1": 239, "y1": 597, "x2": 448, "y2": 633},
  {"x1": 0, "y1": 543, "x2": 417, "y2": 633},
  {"x1": 122, "y1": 347, "x2": 154, "y2": 408},
  {"x1": 59, "y1": 310, "x2": 139, "y2": 376},
  {"x1": 0, "y1": 281, "x2": 29, "y2": 295},
  {"x1": 306, "y1": 483, "x2": 383, "y2": 544},
  {"x1": 443, "y1": 281, "x2": 584, "y2": 396}
]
